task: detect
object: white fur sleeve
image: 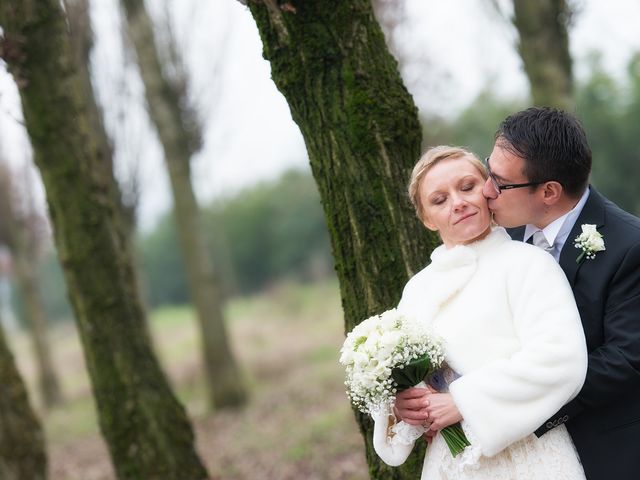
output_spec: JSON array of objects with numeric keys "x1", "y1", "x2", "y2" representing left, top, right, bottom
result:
[
  {"x1": 448, "y1": 250, "x2": 588, "y2": 457},
  {"x1": 372, "y1": 410, "x2": 415, "y2": 466}
]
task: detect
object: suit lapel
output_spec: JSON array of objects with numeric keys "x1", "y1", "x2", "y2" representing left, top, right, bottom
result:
[
  {"x1": 558, "y1": 187, "x2": 606, "y2": 287},
  {"x1": 507, "y1": 226, "x2": 526, "y2": 242}
]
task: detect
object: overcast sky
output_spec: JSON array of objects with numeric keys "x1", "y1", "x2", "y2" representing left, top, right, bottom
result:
[{"x1": 1, "y1": 0, "x2": 639, "y2": 231}]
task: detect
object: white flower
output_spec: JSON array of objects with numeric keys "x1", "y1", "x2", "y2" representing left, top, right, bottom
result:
[
  {"x1": 574, "y1": 224, "x2": 605, "y2": 263},
  {"x1": 339, "y1": 309, "x2": 444, "y2": 415}
]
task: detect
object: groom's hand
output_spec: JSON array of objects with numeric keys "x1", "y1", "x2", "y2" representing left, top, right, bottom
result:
[
  {"x1": 394, "y1": 387, "x2": 431, "y2": 425},
  {"x1": 426, "y1": 393, "x2": 462, "y2": 431}
]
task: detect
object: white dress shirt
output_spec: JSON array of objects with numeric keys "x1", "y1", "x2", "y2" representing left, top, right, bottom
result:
[{"x1": 523, "y1": 188, "x2": 590, "y2": 262}]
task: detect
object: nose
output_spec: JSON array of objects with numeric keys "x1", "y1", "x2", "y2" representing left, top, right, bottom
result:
[
  {"x1": 451, "y1": 192, "x2": 467, "y2": 211},
  {"x1": 483, "y1": 177, "x2": 498, "y2": 200}
]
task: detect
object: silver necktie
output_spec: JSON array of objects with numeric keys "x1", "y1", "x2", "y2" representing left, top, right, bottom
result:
[{"x1": 532, "y1": 230, "x2": 554, "y2": 254}]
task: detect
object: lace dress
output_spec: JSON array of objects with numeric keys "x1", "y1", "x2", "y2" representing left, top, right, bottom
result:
[
  {"x1": 421, "y1": 423, "x2": 585, "y2": 480},
  {"x1": 422, "y1": 367, "x2": 585, "y2": 480}
]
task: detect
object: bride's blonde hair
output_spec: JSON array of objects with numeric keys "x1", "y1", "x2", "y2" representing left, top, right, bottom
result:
[{"x1": 408, "y1": 146, "x2": 487, "y2": 221}]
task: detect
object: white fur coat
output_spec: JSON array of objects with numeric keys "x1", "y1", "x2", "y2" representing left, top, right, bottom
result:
[{"x1": 373, "y1": 227, "x2": 588, "y2": 465}]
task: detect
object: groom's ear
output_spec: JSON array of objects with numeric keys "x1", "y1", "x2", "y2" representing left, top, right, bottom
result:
[{"x1": 541, "y1": 181, "x2": 563, "y2": 205}]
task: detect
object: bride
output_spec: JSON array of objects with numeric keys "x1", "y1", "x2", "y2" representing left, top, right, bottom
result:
[{"x1": 372, "y1": 146, "x2": 587, "y2": 479}]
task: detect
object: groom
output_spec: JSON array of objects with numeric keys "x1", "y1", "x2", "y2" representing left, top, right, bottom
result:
[
  {"x1": 396, "y1": 107, "x2": 640, "y2": 480},
  {"x1": 483, "y1": 107, "x2": 640, "y2": 480}
]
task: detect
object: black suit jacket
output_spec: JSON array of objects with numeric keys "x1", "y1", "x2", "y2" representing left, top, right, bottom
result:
[{"x1": 508, "y1": 187, "x2": 640, "y2": 480}]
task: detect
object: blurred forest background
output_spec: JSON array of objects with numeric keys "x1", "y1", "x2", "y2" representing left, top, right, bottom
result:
[{"x1": 0, "y1": 0, "x2": 639, "y2": 479}]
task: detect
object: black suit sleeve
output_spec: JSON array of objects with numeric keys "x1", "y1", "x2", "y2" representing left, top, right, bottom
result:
[{"x1": 536, "y1": 242, "x2": 640, "y2": 437}]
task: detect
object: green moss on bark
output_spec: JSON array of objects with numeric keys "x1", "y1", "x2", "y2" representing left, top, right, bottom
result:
[
  {"x1": 0, "y1": 325, "x2": 46, "y2": 480},
  {"x1": 0, "y1": 2, "x2": 208, "y2": 478},
  {"x1": 249, "y1": 1, "x2": 438, "y2": 477}
]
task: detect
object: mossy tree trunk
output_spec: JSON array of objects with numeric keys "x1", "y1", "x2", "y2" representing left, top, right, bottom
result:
[
  {"x1": 64, "y1": 0, "x2": 143, "y2": 311},
  {"x1": 65, "y1": 0, "x2": 137, "y2": 235},
  {"x1": 247, "y1": 1, "x2": 438, "y2": 478},
  {"x1": 512, "y1": 0, "x2": 574, "y2": 109},
  {"x1": 0, "y1": 322, "x2": 46, "y2": 480},
  {"x1": 0, "y1": 2, "x2": 208, "y2": 479},
  {"x1": 120, "y1": 0, "x2": 246, "y2": 409}
]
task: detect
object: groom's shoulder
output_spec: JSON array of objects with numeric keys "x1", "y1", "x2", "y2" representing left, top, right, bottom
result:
[
  {"x1": 601, "y1": 194, "x2": 640, "y2": 235},
  {"x1": 594, "y1": 193, "x2": 640, "y2": 269}
]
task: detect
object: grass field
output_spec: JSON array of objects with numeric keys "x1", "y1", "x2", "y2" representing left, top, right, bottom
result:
[{"x1": 10, "y1": 280, "x2": 368, "y2": 480}]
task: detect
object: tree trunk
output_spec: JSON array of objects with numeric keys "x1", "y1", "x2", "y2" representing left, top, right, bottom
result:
[
  {"x1": 0, "y1": 2, "x2": 208, "y2": 479},
  {"x1": 13, "y1": 251, "x2": 63, "y2": 408},
  {"x1": 0, "y1": 167, "x2": 63, "y2": 409},
  {"x1": 0, "y1": 322, "x2": 47, "y2": 480},
  {"x1": 248, "y1": 1, "x2": 438, "y2": 477},
  {"x1": 65, "y1": 0, "x2": 138, "y2": 244},
  {"x1": 64, "y1": 0, "x2": 146, "y2": 338},
  {"x1": 512, "y1": 0, "x2": 574, "y2": 109},
  {"x1": 120, "y1": 0, "x2": 246, "y2": 409}
]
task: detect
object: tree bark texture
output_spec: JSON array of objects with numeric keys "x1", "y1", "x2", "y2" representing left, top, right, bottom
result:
[
  {"x1": 512, "y1": 0, "x2": 574, "y2": 110},
  {"x1": 65, "y1": 0, "x2": 137, "y2": 236},
  {"x1": 120, "y1": 0, "x2": 247, "y2": 409},
  {"x1": 0, "y1": 323, "x2": 47, "y2": 480},
  {"x1": 65, "y1": 0, "x2": 144, "y2": 327},
  {"x1": 248, "y1": 1, "x2": 438, "y2": 477},
  {"x1": 0, "y1": 2, "x2": 208, "y2": 479}
]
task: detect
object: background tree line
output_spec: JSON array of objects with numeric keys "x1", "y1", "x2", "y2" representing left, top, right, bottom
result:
[
  {"x1": 24, "y1": 169, "x2": 333, "y2": 322},
  {"x1": 25, "y1": 51, "x2": 640, "y2": 327}
]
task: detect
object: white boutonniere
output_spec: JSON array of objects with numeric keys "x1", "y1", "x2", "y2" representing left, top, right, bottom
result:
[{"x1": 574, "y1": 224, "x2": 605, "y2": 263}]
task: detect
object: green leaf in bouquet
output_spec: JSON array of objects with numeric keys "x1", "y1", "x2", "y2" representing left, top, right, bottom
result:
[{"x1": 391, "y1": 354, "x2": 433, "y2": 390}]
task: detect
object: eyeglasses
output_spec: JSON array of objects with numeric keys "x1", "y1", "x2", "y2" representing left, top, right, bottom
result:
[{"x1": 484, "y1": 157, "x2": 547, "y2": 194}]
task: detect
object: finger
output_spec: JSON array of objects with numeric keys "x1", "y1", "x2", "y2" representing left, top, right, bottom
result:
[
  {"x1": 398, "y1": 398, "x2": 430, "y2": 410},
  {"x1": 396, "y1": 387, "x2": 430, "y2": 400},
  {"x1": 397, "y1": 408, "x2": 429, "y2": 422},
  {"x1": 402, "y1": 417, "x2": 427, "y2": 426}
]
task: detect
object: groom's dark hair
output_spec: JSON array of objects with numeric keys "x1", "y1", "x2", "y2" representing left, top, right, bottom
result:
[{"x1": 495, "y1": 107, "x2": 592, "y2": 198}]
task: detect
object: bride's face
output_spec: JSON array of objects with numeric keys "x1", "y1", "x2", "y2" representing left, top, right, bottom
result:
[{"x1": 419, "y1": 157, "x2": 492, "y2": 248}]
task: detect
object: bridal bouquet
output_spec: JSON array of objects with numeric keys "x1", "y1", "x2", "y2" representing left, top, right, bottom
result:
[{"x1": 339, "y1": 308, "x2": 470, "y2": 457}]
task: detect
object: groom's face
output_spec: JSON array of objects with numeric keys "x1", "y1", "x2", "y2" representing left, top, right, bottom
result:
[{"x1": 483, "y1": 144, "x2": 545, "y2": 228}]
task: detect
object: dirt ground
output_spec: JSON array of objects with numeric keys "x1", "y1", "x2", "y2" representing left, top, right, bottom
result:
[{"x1": 12, "y1": 281, "x2": 368, "y2": 479}]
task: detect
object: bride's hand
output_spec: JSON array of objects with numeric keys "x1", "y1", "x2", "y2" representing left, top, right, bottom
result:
[
  {"x1": 423, "y1": 429, "x2": 437, "y2": 444},
  {"x1": 393, "y1": 387, "x2": 431, "y2": 425},
  {"x1": 425, "y1": 393, "x2": 462, "y2": 431}
]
